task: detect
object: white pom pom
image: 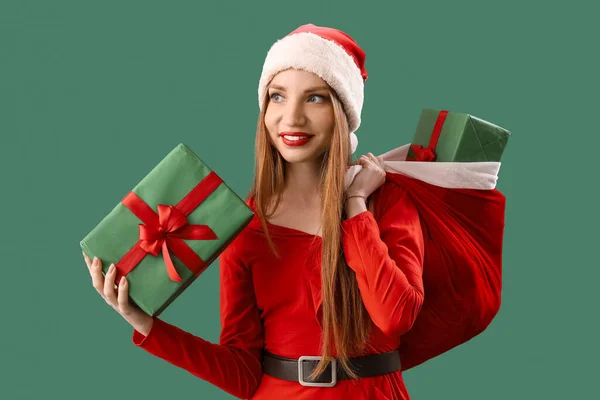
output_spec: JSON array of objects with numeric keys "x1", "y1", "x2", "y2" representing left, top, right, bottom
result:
[{"x1": 350, "y1": 131, "x2": 358, "y2": 154}]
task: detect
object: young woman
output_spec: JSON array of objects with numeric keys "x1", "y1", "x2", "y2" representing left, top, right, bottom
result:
[{"x1": 84, "y1": 24, "x2": 426, "y2": 399}]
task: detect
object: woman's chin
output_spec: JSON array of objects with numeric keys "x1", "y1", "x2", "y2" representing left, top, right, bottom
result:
[{"x1": 280, "y1": 150, "x2": 325, "y2": 164}]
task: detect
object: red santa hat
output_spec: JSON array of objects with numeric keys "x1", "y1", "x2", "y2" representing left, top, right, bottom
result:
[{"x1": 258, "y1": 23, "x2": 368, "y2": 154}]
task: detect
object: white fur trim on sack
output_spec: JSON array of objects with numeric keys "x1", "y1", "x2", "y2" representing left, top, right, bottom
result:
[
  {"x1": 344, "y1": 144, "x2": 501, "y2": 190},
  {"x1": 258, "y1": 31, "x2": 365, "y2": 153}
]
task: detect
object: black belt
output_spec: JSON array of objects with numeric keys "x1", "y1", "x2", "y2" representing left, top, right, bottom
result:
[{"x1": 262, "y1": 350, "x2": 401, "y2": 387}]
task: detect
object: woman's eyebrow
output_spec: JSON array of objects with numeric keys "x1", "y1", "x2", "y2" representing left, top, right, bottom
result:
[{"x1": 268, "y1": 84, "x2": 329, "y2": 93}]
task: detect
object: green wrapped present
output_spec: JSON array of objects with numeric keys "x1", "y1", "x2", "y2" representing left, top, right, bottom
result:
[
  {"x1": 80, "y1": 143, "x2": 254, "y2": 317},
  {"x1": 407, "y1": 109, "x2": 511, "y2": 162}
]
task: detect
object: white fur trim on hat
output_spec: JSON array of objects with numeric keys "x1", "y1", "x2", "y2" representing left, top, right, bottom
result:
[
  {"x1": 350, "y1": 131, "x2": 358, "y2": 154},
  {"x1": 258, "y1": 31, "x2": 364, "y2": 154}
]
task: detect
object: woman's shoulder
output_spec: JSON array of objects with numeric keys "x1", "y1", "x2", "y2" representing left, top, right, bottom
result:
[{"x1": 220, "y1": 194, "x2": 286, "y2": 260}]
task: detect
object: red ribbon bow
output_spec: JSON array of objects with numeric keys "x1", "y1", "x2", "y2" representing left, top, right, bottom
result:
[
  {"x1": 137, "y1": 204, "x2": 217, "y2": 282},
  {"x1": 407, "y1": 110, "x2": 449, "y2": 162},
  {"x1": 408, "y1": 145, "x2": 437, "y2": 161},
  {"x1": 114, "y1": 171, "x2": 223, "y2": 283}
]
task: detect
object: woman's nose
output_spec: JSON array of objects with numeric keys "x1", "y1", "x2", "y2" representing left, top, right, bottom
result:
[{"x1": 282, "y1": 101, "x2": 307, "y2": 126}]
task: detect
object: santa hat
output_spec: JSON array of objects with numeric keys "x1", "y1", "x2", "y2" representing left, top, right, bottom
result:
[{"x1": 257, "y1": 23, "x2": 368, "y2": 154}]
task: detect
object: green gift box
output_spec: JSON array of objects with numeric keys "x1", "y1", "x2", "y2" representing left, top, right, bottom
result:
[
  {"x1": 80, "y1": 143, "x2": 254, "y2": 317},
  {"x1": 407, "y1": 109, "x2": 511, "y2": 162}
]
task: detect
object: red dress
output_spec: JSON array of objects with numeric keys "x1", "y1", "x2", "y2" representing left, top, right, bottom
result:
[{"x1": 132, "y1": 177, "x2": 425, "y2": 400}]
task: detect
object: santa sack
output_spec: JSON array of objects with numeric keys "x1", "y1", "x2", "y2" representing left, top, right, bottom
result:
[{"x1": 345, "y1": 144, "x2": 506, "y2": 371}]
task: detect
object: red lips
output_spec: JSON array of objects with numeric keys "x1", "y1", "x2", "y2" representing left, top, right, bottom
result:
[
  {"x1": 279, "y1": 131, "x2": 313, "y2": 137},
  {"x1": 279, "y1": 132, "x2": 314, "y2": 147}
]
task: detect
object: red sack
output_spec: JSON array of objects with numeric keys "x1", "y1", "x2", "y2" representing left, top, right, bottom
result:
[
  {"x1": 346, "y1": 144, "x2": 506, "y2": 370},
  {"x1": 392, "y1": 173, "x2": 504, "y2": 370}
]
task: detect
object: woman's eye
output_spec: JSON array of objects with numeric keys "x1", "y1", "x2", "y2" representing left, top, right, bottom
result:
[
  {"x1": 269, "y1": 93, "x2": 326, "y2": 103},
  {"x1": 308, "y1": 95, "x2": 325, "y2": 103}
]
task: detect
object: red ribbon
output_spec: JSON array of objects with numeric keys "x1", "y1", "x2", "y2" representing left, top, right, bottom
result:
[
  {"x1": 114, "y1": 171, "x2": 222, "y2": 283},
  {"x1": 407, "y1": 110, "x2": 449, "y2": 162}
]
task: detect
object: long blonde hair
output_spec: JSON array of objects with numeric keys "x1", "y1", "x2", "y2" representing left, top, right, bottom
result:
[{"x1": 247, "y1": 87, "x2": 375, "y2": 379}]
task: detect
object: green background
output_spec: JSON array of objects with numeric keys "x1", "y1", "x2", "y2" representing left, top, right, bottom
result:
[{"x1": 1, "y1": 0, "x2": 597, "y2": 398}]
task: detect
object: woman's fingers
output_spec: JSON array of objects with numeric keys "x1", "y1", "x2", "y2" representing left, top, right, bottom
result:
[
  {"x1": 89, "y1": 256, "x2": 107, "y2": 299},
  {"x1": 117, "y1": 277, "x2": 132, "y2": 313},
  {"x1": 82, "y1": 251, "x2": 92, "y2": 270},
  {"x1": 366, "y1": 152, "x2": 381, "y2": 165},
  {"x1": 83, "y1": 252, "x2": 143, "y2": 320},
  {"x1": 84, "y1": 253, "x2": 118, "y2": 306},
  {"x1": 364, "y1": 153, "x2": 385, "y2": 170},
  {"x1": 353, "y1": 153, "x2": 378, "y2": 166},
  {"x1": 357, "y1": 154, "x2": 369, "y2": 162},
  {"x1": 359, "y1": 155, "x2": 375, "y2": 168},
  {"x1": 103, "y1": 264, "x2": 118, "y2": 306},
  {"x1": 362, "y1": 153, "x2": 386, "y2": 186}
]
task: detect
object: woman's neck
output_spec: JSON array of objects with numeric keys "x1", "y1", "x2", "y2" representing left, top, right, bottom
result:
[{"x1": 283, "y1": 160, "x2": 322, "y2": 206}]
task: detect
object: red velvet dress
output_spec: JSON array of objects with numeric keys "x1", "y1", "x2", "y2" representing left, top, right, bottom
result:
[{"x1": 132, "y1": 177, "x2": 425, "y2": 400}]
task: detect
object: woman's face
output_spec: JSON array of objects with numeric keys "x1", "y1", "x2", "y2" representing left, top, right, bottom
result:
[{"x1": 264, "y1": 69, "x2": 335, "y2": 164}]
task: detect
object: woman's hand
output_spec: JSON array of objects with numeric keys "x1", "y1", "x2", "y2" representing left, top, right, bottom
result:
[
  {"x1": 347, "y1": 152, "x2": 386, "y2": 199},
  {"x1": 83, "y1": 251, "x2": 154, "y2": 336}
]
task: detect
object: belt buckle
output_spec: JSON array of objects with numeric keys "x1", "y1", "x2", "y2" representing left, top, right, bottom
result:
[{"x1": 297, "y1": 356, "x2": 337, "y2": 387}]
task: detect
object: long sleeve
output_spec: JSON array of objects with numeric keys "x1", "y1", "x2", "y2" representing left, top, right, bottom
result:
[
  {"x1": 131, "y1": 241, "x2": 264, "y2": 399},
  {"x1": 341, "y1": 182, "x2": 425, "y2": 338}
]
